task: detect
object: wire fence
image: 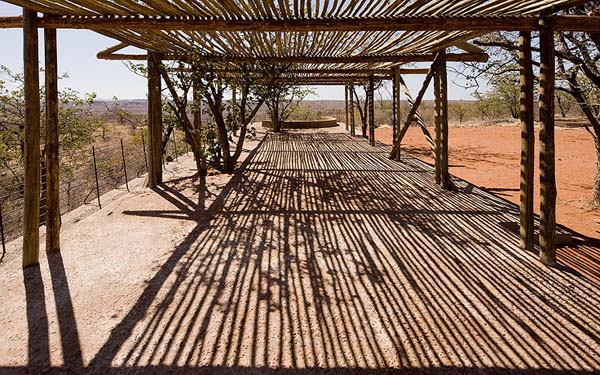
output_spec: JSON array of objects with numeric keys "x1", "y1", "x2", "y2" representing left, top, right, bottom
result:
[{"x1": 0, "y1": 130, "x2": 188, "y2": 259}]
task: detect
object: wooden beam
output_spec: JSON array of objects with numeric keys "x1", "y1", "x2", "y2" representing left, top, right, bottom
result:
[
  {"x1": 390, "y1": 52, "x2": 443, "y2": 159},
  {"x1": 147, "y1": 52, "x2": 163, "y2": 188},
  {"x1": 368, "y1": 75, "x2": 375, "y2": 146},
  {"x1": 392, "y1": 71, "x2": 398, "y2": 143},
  {"x1": 344, "y1": 84, "x2": 349, "y2": 131},
  {"x1": 44, "y1": 26, "x2": 60, "y2": 253},
  {"x1": 438, "y1": 51, "x2": 451, "y2": 190},
  {"x1": 539, "y1": 20, "x2": 557, "y2": 266},
  {"x1": 97, "y1": 52, "x2": 489, "y2": 64},
  {"x1": 349, "y1": 83, "x2": 356, "y2": 137},
  {"x1": 519, "y1": 31, "x2": 535, "y2": 254},
  {"x1": 170, "y1": 67, "x2": 430, "y2": 75},
  {"x1": 434, "y1": 63, "x2": 442, "y2": 185},
  {"x1": 22, "y1": 9, "x2": 40, "y2": 268},
  {"x1": 398, "y1": 77, "x2": 436, "y2": 156},
  {"x1": 1, "y1": 15, "x2": 598, "y2": 33}
]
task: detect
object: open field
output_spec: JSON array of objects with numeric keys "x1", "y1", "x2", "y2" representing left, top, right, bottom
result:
[{"x1": 376, "y1": 123, "x2": 600, "y2": 239}]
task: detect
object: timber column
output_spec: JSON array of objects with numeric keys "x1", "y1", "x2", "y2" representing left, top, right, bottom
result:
[
  {"x1": 538, "y1": 19, "x2": 557, "y2": 265},
  {"x1": 45, "y1": 26, "x2": 60, "y2": 253},
  {"x1": 349, "y1": 84, "x2": 356, "y2": 137},
  {"x1": 22, "y1": 9, "x2": 41, "y2": 267},
  {"x1": 368, "y1": 75, "x2": 375, "y2": 146},
  {"x1": 434, "y1": 50, "x2": 450, "y2": 189},
  {"x1": 344, "y1": 84, "x2": 350, "y2": 131},
  {"x1": 147, "y1": 51, "x2": 163, "y2": 187},
  {"x1": 519, "y1": 31, "x2": 535, "y2": 253}
]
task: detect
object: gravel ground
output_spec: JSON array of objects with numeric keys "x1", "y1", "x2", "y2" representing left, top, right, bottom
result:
[{"x1": 1, "y1": 125, "x2": 599, "y2": 374}]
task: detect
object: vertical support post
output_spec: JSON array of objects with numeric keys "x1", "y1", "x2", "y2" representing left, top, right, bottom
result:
[
  {"x1": 434, "y1": 51, "x2": 451, "y2": 189},
  {"x1": 22, "y1": 9, "x2": 41, "y2": 268},
  {"x1": 439, "y1": 51, "x2": 451, "y2": 189},
  {"x1": 141, "y1": 133, "x2": 149, "y2": 172},
  {"x1": 519, "y1": 31, "x2": 535, "y2": 253},
  {"x1": 231, "y1": 85, "x2": 237, "y2": 136},
  {"x1": 368, "y1": 75, "x2": 375, "y2": 146},
  {"x1": 394, "y1": 67, "x2": 402, "y2": 149},
  {"x1": 345, "y1": 84, "x2": 349, "y2": 131},
  {"x1": 120, "y1": 139, "x2": 130, "y2": 192},
  {"x1": 539, "y1": 20, "x2": 557, "y2": 266},
  {"x1": 392, "y1": 71, "x2": 397, "y2": 143},
  {"x1": 434, "y1": 64, "x2": 442, "y2": 185},
  {"x1": 147, "y1": 51, "x2": 163, "y2": 188},
  {"x1": 349, "y1": 83, "x2": 356, "y2": 137},
  {"x1": 92, "y1": 146, "x2": 101, "y2": 209},
  {"x1": 44, "y1": 26, "x2": 60, "y2": 253}
]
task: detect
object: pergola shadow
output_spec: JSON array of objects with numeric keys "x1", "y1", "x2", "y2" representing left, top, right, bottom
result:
[
  {"x1": 7, "y1": 132, "x2": 600, "y2": 374},
  {"x1": 78, "y1": 133, "x2": 600, "y2": 373}
]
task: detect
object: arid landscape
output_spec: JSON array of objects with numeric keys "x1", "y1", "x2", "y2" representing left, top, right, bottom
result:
[{"x1": 376, "y1": 122, "x2": 599, "y2": 239}]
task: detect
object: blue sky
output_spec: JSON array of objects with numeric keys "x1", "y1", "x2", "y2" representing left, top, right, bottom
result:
[{"x1": 0, "y1": 3, "x2": 481, "y2": 101}]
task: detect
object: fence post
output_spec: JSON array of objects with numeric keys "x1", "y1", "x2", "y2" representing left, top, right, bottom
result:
[
  {"x1": 141, "y1": 133, "x2": 148, "y2": 172},
  {"x1": 172, "y1": 131, "x2": 179, "y2": 162},
  {"x1": 120, "y1": 139, "x2": 130, "y2": 192},
  {"x1": 0, "y1": 202, "x2": 6, "y2": 260},
  {"x1": 92, "y1": 146, "x2": 102, "y2": 209}
]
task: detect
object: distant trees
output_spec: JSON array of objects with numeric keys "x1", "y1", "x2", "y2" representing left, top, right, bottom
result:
[
  {"x1": 351, "y1": 84, "x2": 369, "y2": 137},
  {"x1": 460, "y1": 4, "x2": 600, "y2": 204},
  {"x1": 0, "y1": 65, "x2": 102, "y2": 185},
  {"x1": 473, "y1": 73, "x2": 520, "y2": 120}
]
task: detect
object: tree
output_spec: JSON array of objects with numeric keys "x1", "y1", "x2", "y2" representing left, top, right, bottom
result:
[
  {"x1": 457, "y1": 5, "x2": 600, "y2": 204},
  {"x1": 257, "y1": 66, "x2": 313, "y2": 132},
  {"x1": 188, "y1": 59, "x2": 267, "y2": 173},
  {"x1": 351, "y1": 84, "x2": 369, "y2": 137},
  {"x1": 0, "y1": 65, "x2": 101, "y2": 185}
]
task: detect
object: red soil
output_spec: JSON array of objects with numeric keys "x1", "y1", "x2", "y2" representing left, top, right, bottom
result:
[{"x1": 375, "y1": 124, "x2": 600, "y2": 239}]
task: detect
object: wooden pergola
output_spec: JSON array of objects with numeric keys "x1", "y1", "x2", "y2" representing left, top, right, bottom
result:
[{"x1": 1, "y1": 0, "x2": 599, "y2": 269}]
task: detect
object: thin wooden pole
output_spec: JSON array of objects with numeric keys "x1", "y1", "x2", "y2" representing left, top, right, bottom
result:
[
  {"x1": 519, "y1": 31, "x2": 535, "y2": 253},
  {"x1": 92, "y1": 146, "x2": 101, "y2": 209},
  {"x1": 231, "y1": 84, "x2": 237, "y2": 136},
  {"x1": 44, "y1": 26, "x2": 60, "y2": 253},
  {"x1": 434, "y1": 64, "x2": 442, "y2": 185},
  {"x1": 147, "y1": 51, "x2": 163, "y2": 187},
  {"x1": 394, "y1": 67, "x2": 403, "y2": 159},
  {"x1": 390, "y1": 52, "x2": 443, "y2": 159},
  {"x1": 392, "y1": 72, "x2": 397, "y2": 142},
  {"x1": 368, "y1": 75, "x2": 375, "y2": 146},
  {"x1": 539, "y1": 20, "x2": 557, "y2": 266},
  {"x1": 344, "y1": 84, "x2": 349, "y2": 131},
  {"x1": 22, "y1": 9, "x2": 40, "y2": 268},
  {"x1": 141, "y1": 133, "x2": 148, "y2": 171},
  {"x1": 349, "y1": 83, "x2": 356, "y2": 137},
  {"x1": 120, "y1": 139, "x2": 130, "y2": 192},
  {"x1": 439, "y1": 50, "x2": 451, "y2": 189}
]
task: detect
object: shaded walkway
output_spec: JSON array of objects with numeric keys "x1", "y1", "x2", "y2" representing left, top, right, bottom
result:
[
  {"x1": 2, "y1": 132, "x2": 599, "y2": 374},
  {"x1": 90, "y1": 132, "x2": 600, "y2": 373}
]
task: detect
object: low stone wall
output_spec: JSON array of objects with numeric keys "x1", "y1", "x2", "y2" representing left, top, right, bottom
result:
[{"x1": 262, "y1": 116, "x2": 339, "y2": 129}]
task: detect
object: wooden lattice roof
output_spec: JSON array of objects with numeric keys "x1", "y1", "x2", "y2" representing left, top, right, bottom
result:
[{"x1": 3, "y1": 0, "x2": 597, "y2": 77}]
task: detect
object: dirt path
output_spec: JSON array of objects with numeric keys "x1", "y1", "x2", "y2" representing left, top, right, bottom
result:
[
  {"x1": 1, "y1": 127, "x2": 599, "y2": 374},
  {"x1": 375, "y1": 125, "x2": 600, "y2": 239}
]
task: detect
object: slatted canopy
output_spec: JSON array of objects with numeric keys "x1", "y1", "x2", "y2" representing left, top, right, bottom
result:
[{"x1": 2, "y1": 0, "x2": 595, "y2": 80}]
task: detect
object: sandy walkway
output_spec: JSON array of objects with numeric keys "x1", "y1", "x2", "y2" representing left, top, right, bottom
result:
[{"x1": 1, "y1": 127, "x2": 599, "y2": 374}]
